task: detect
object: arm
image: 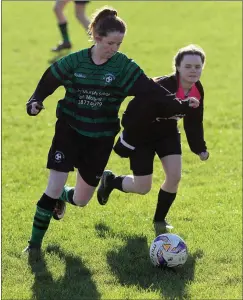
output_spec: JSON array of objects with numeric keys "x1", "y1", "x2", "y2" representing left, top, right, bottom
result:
[
  {"x1": 26, "y1": 55, "x2": 74, "y2": 116},
  {"x1": 26, "y1": 67, "x2": 62, "y2": 116},
  {"x1": 128, "y1": 73, "x2": 198, "y2": 114},
  {"x1": 183, "y1": 90, "x2": 208, "y2": 158},
  {"x1": 119, "y1": 57, "x2": 198, "y2": 112}
]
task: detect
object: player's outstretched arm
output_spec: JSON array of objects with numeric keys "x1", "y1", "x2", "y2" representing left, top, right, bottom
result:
[
  {"x1": 129, "y1": 73, "x2": 199, "y2": 114},
  {"x1": 26, "y1": 66, "x2": 62, "y2": 116}
]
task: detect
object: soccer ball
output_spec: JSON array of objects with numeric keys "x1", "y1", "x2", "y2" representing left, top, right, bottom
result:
[{"x1": 149, "y1": 233, "x2": 188, "y2": 268}]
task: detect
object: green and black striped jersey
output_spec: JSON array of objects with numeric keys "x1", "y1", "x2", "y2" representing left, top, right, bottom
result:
[
  {"x1": 28, "y1": 47, "x2": 190, "y2": 138},
  {"x1": 50, "y1": 47, "x2": 144, "y2": 138}
]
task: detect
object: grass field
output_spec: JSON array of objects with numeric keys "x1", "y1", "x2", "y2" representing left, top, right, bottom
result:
[{"x1": 2, "y1": 1, "x2": 242, "y2": 299}]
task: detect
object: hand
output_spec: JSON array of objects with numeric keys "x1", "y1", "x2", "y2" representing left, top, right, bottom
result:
[
  {"x1": 26, "y1": 101, "x2": 44, "y2": 116},
  {"x1": 185, "y1": 97, "x2": 200, "y2": 108},
  {"x1": 198, "y1": 151, "x2": 209, "y2": 161}
]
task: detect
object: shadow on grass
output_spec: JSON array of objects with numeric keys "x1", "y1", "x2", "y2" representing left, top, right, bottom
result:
[
  {"x1": 28, "y1": 245, "x2": 101, "y2": 300},
  {"x1": 48, "y1": 49, "x2": 71, "y2": 64},
  {"x1": 95, "y1": 222, "x2": 203, "y2": 299}
]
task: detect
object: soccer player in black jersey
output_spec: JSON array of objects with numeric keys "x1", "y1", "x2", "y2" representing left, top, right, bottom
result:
[
  {"x1": 97, "y1": 45, "x2": 210, "y2": 234},
  {"x1": 52, "y1": 0, "x2": 90, "y2": 52},
  {"x1": 23, "y1": 7, "x2": 199, "y2": 258}
]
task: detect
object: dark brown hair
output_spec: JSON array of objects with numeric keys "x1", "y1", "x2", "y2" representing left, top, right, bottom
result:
[
  {"x1": 88, "y1": 6, "x2": 127, "y2": 40},
  {"x1": 173, "y1": 44, "x2": 206, "y2": 73}
]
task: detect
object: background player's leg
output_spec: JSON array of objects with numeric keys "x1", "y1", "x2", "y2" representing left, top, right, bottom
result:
[
  {"x1": 74, "y1": 2, "x2": 90, "y2": 31},
  {"x1": 52, "y1": 0, "x2": 72, "y2": 51}
]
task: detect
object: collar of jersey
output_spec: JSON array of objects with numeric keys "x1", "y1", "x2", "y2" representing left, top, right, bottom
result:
[{"x1": 88, "y1": 45, "x2": 117, "y2": 66}]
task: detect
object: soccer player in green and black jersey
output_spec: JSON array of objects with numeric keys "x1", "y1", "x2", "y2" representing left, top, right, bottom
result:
[{"x1": 23, "y1": 7, "x2": 199, "y2": 259}]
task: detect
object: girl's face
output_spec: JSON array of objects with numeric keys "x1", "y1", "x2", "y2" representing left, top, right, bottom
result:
[
  {"x1": 177, "y1": 54, "x2": 203, "y2": 84},
  {"x1": 95, "y1": 31, "x2": 125, "y2": 59}
]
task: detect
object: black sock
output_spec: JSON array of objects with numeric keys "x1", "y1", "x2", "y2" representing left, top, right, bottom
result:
[
  {"x1": 153, "y1": 189, "x2": 177, "y2": 222},
  {"x1": 109, "y1": 175, "x2": 126, "y2": 192},
  {"x1": 37, "y1": 193, "x2": 57, "y2": 211},
  {"x1": 59, "y1": 22, "x2": 70, "y2": 43},
  {"x1": 29, "y1": 193, "x2": 57, "y2": 246}
]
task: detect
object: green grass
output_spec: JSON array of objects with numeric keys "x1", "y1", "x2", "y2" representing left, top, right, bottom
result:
[{"x1": 2, "y1": 1, "x2": 242, "y2": 299}]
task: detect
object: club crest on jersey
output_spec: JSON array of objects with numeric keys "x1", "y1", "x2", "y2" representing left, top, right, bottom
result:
[{"x1": 103, "y1": 73, "x2": 115, "y2": 84}]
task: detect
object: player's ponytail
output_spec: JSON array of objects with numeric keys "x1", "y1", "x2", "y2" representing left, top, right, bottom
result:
[
  {"x1": 94, "y1": 8, "x2": 117, "y2": 22},
  {"x1": 88, "y1": 6, "x2": 126, "y2": 40}
]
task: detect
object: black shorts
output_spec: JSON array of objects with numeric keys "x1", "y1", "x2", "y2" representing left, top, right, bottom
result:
[
  {"x1": 130, "y1": 133, "x2": 182, "y2": 176},
  {"x1": 47, "y1": 120, "x2": 114, "y2": 187},
  {"x1": 74, "y1": 0, "x2": 89, "y2": 5}
]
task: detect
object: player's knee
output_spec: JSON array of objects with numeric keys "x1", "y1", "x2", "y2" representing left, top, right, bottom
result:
[
  {"x1": 73, "y1": 194, "x2": 91, "y2": 207},
  {"x1": 135, "y1": 184, "x2": 152, "y2": 195},
  {"x1": 166, "y1": 173, "x2": 181, "y2": 187}
]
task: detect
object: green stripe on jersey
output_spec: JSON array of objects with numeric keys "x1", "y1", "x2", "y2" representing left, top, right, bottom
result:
[
  {"x1": 61, "y1": 107, "x2": 117, "y2": 123},
  {"x1": 70, "y1": 126, "x2": 116, "y2": 138}
]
